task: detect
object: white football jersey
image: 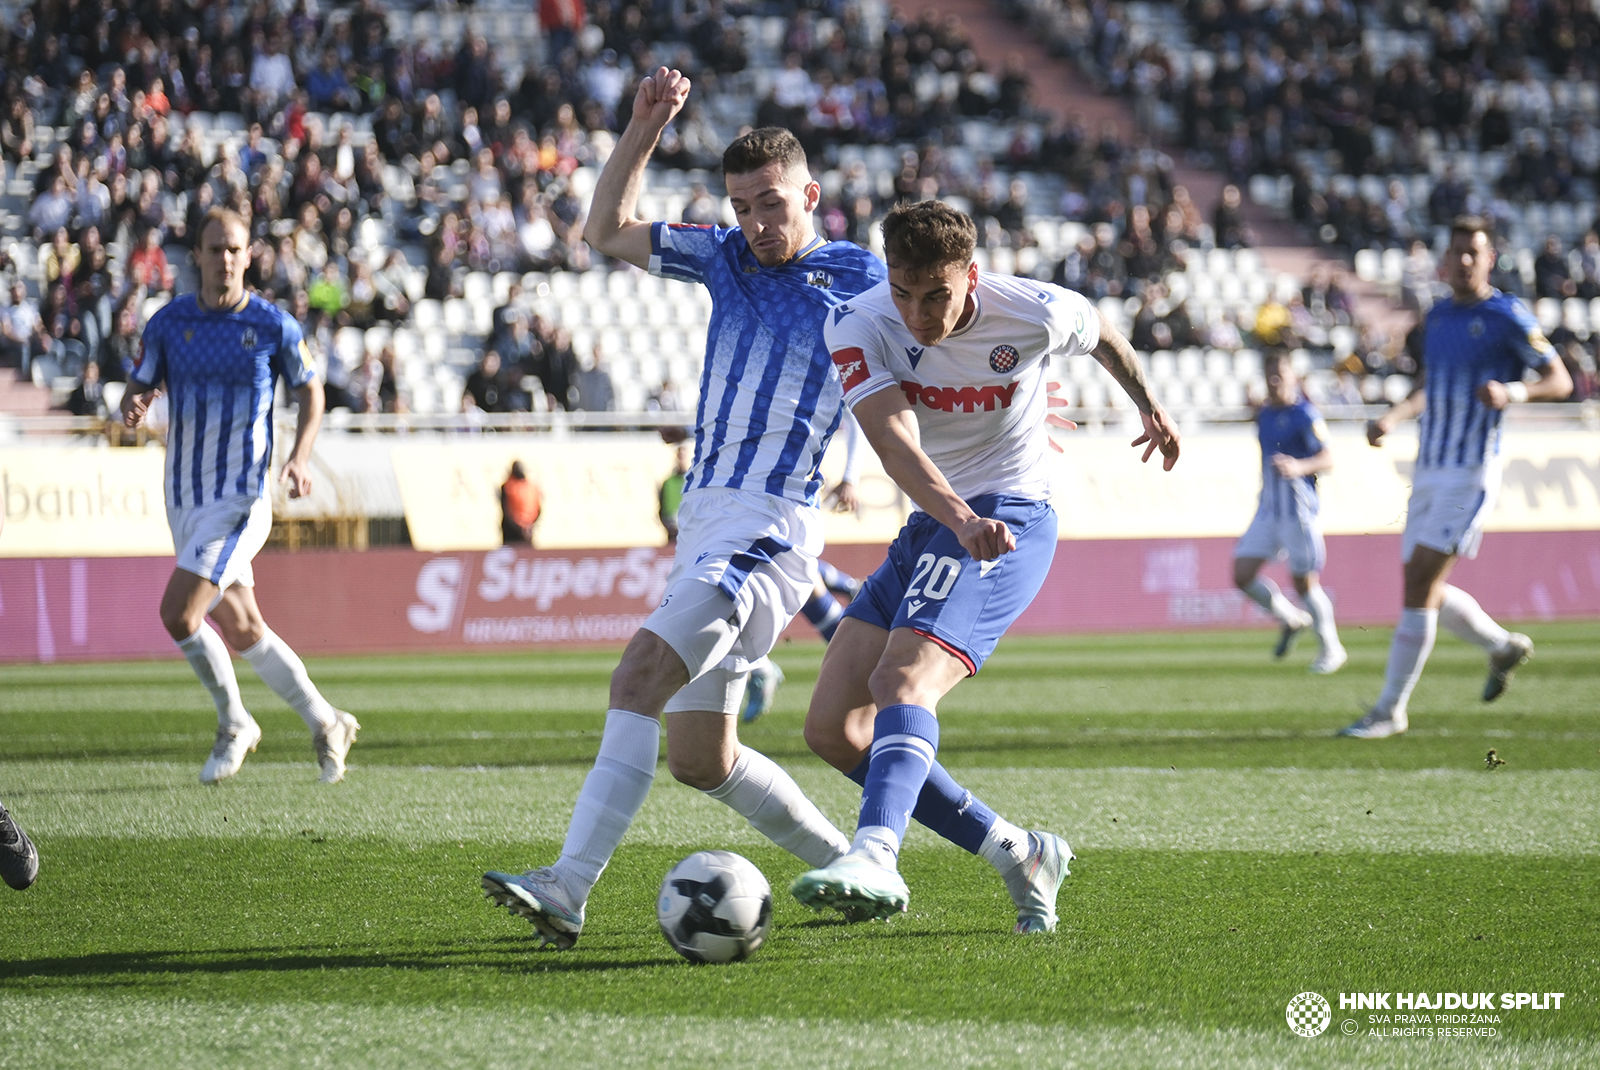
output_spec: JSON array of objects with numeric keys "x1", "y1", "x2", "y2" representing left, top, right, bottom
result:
[{"x1": 824, "y1": 272, "x2": 1099, "y2": 501}]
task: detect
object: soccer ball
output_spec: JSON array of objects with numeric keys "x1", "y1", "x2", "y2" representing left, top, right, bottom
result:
[{"x1": 657, "y1": 850, "x2": 772, "y2": 963}]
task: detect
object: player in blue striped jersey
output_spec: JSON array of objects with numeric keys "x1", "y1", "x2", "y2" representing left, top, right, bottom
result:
[
  {"x1": 1342, "y1": 217, "x2": 1572, "y2": 738},
  {"x1": 121, "y1": 208, "x2": 359, "y2": 783},
  {"x1": 1232, "y1": 352, "x2": 1345, "y2": 673},
  {"x1": 482, "y1": 71, "x2": 886, "y2": 949}
]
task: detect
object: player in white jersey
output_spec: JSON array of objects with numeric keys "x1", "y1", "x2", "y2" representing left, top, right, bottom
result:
[
  {"x1": 120, "y1": 208, "x2": 359, "y2": 784},
  {"x1": 1342, "y1": 216, "x2": 1572, "y2": 738},
  {"x1": 481, "y1": 72, "x2": 887, "y2": 948},
  {"x1": 793, "y1": 201, "x2": 1181, "y2": 926}
]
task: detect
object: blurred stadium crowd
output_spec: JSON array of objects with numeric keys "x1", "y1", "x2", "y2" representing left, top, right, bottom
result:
[{"x1": 0, "y1": 0, "x2": 1594, "y2": 429}]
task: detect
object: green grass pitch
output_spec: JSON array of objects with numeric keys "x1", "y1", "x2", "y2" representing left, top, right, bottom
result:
[{"x1": 1, "y1": 623, "x2": 1597, "y2": 1068}]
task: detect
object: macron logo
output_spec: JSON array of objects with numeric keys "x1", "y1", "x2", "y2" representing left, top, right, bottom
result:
[
  {"x1": 831, "y1": 346, "x2": 871, "y2": 392},
  {"x1": 900, "y1": 380, "x2": 1020, "y2": 413},
  {"x1": 980, "y1": 559, "x2": 1001, "y2": 578},
  {"x1": 833, "y1": 305, "x2": 855, "y2": 325},
  {"x1": 906, "y1": 599, "x2": 928, "y2": 616},
  {"x1": 905, "y1": 345, "x2": 925, "y2": 369}
]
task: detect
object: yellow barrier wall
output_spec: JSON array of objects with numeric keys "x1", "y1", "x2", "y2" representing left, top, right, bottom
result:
[{"x1": 5, "y1": 429, "x2": 1596, "y2": 556}]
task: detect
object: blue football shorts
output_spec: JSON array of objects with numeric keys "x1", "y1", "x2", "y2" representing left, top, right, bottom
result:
[{"x1": 842, "y1": 493, "x2": 1058, "y2": 674}]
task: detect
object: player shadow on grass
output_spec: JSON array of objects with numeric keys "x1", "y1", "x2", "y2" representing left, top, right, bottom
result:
[{"x1": 0, "y1": 944, "x2": 683, "y2": 980}]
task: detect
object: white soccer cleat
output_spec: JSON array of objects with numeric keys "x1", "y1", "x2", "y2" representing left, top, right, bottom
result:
[
  {"x1": 1338, "y1": 708, "x2": 1407, "y2": 739},
  {"x1": 200, "y1": 720, "x2": 263, "y2": 784},
  {"x1": 1483, "y1": 633, "x2": 1533, "y2": 702},
  {"x1": 482, "y1": 867, "x2": 586, "y2": 949},
  {"x1": 1005, "y1": 831, "x2": 1074, "y2": 934},
  {"x1": 0, "y1": 801, "x2": 39, "y2": 891},
  {"x1": 1309, "y1": 646, "x2": 1348, "y2": 675},
  {"x1": 791, "y1": 852, "x2": 909, "y2": 922},
  {"x1": 740, "y1": 658, "x2": 785, "y2": 724},
  {"x1": 313, "y1": 710, "x2": 361, "y2": 783}
]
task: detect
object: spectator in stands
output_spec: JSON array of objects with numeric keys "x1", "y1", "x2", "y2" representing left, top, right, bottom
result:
[
  {"x1": 66, "y1": 359, "x2": 107, "y2": 419},
  {"x1": 1212, "y1": 184, "x2": 1253, "y2": 250},
  {"x1": 1576, "y1": 232, "x2": 1600, "y2": 300},
  {"x1": 576, "y1": 344, "x2": 615, "y2": 413},
  {"x1": 1, "y1": 96, "x2": 33, "y2": 175},
  {"x1": 372, "y1": 250, "x2": 413, "y2": 323},
  {"x1": 1534, "y1": 236, "x2": 1577, "y2": 300},
  {"x1": 531, "y1": 323, "x2": 579, "y2": 412},
  {"x1": 29, "y1": 175, "x2": 74, "y2": 241},
  {"x1": 1, "y1": 281, "x2": 48, "y2": 378},
  {"x1": 308, "y1": 261, "x2": 351, "y2": 326},
  {"x1": 126, "y1": 226, "x2": 175, "y2": 295},
  {"x1": 102, "y1": 298, "x2": 142, "y2": 384},
  {"x1": 249, "y1": 31, "x2": 298, "y2": 119},
  {"x1": 466, "y1": 349, "x2": 512, "y2": 413},
  {"x1": 352, "y1": 346, "x2": 400, "y2": 415},
  {"x1": 500, "y1": 461, "x2": 543, "y2": 545},
  {"x1": 42, "y1": 229, "x2": 80, "y2": 289}
]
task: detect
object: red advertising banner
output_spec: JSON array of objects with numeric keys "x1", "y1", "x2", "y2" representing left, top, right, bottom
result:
[{"x1": 2, "y1": 533, "x2": 1597, "y2": 664}]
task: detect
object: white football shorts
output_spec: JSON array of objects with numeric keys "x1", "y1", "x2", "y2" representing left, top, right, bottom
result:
[
  {"x1": 167, "y1": 494, "x2": 273, "y2": 589},
  {"x1": 1402, "y1": 463, "x2": 1500, "y2": 562},
  {"x1": 645, "y1": 486, "x2": 822, "y2": 716},
  {"x1": 1234, "y1": 506, "x2": 1326, "y2": 575}
]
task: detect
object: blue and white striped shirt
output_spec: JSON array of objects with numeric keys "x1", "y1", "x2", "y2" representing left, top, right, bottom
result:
[
  {"x1": 1256, "y1": 398, "x2": 1325, "y2": 520},
  {"x1": 1417, "y1": 290, "x2": 1555, "y2": 469},
  {"x1": 131, "y1": 293, "x2": 315, "y2": 509},
  {"x1": 650, "y1": 222, "x2": 886, "y2": 505}
]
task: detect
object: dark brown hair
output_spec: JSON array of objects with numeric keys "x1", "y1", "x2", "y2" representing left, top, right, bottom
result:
[
  {"x1": 881, "y1": 200, "x2": 977, "y2": 274},
  {"x1": 721, "y1": 127, "x2": 807, "y2": 177},
  {"x1": 1449, "y1": 215, "x2": 1493, "y2": 242},
  {"x1": 201, "y1": 206, "x2": 249, "y2": 242}
]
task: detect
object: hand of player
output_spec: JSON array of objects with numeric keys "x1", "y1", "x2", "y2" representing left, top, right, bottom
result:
[
  {"x1": 1045, "y1": 380, "x2": 1077, "y2": 453},
  {"x1": 658, "y1": 425, "x2": 690, "y2": 444},
  {"x1": 633, "y1": 67, "x2": 691, "y2": 131},
  {"x1": 280, "y1": 456, "x2": 314, "y2": 499},
  {"x1": 1366, "y1": 415, "x2": 1390, "y2": 446},
  {"x1": 1475, "y1": 381, "x2": 1510, "y2": 410},
  {"x1": 825, "y1": 480, "x2": 861, "y2": 515},
  {"x1": 956, "y1": 516, "x2": 1015, "y2": 561},
  {"x1": 1270, "y1": 453, "x2": 1301, "y2": 478},
  {"x1": 1131, "y1": 406, "x2": 1180, "y2": 470},
  {"x1": 121, "y1": 388, "x2": 158, "y2": 428}
]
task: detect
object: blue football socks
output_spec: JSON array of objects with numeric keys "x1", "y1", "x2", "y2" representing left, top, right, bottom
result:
[
  {"x1": 801, "y1": 590, "x2": 845, "y2": 642},
  {"x1": 854, "y1": 704, "x2": 940, "y2": 864},
  {"x1": 848, "y1": 753, "x2": 997, "y2": 854}
]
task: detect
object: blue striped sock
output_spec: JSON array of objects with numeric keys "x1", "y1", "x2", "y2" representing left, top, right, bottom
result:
[
  {"x1": 858, "y1": 704, "x2": 940, "y2": 844},
  {"x1": 847, "y1": 755, "x2": 996, "y2": 854},
  {"x1": 802, "y1": 590, "x2": 845, "y2": 641}
]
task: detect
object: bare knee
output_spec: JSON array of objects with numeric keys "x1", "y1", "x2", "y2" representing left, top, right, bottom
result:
[
  {"x1": 667, "y1": 749, "x2": 732, "y2": 791},
  {"x1": 1232, "y1": 558, "x2": 1259, "y2": 590},
  {"x1": 609, "y1": 633, "x2": 690, "y2": 715},
  {"x1": 804, "y1": 717, "x2": 864, "y2": 773},
  {"x1": 1292, "y1": 572, "x2": 1317, "y2": 598}
]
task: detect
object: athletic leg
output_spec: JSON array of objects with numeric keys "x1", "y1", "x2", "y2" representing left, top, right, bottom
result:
[
  {"x1": 1234, "y1": 556, "x2": 1312, "y2": 655},
  {"x1": 1294, "y1": 573, "x2": 1346, "y2": 673},
  {"x1": 1342, "y1": 546, "x2": 1456, "y2": 738}
]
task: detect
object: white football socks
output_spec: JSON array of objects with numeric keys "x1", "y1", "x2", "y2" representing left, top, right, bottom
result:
[
  {"x1": 177, "y1": 626, "x2": 252, "y2": 732},
  {"x1": 552, "y1": 709, "x2": 660, "y2": 903},
  {"x1": 1302, "y1": 583, "x2": 1342, "y2": 653},
  {"x1": 704, "y1": 748, "x2": 850, "y2": 867},
  {"x1": 1242, "y1": 576, "x2": 1310, "y2": 627},
  {"x1": 978, "y1": 816, "x2": 1031, "y2": 872},
  {"x1": 239, "y1": 628, "x2": 336, "y2": 732},
  {"x1": 1374, "y1": 608, "x2": 1438, "y2": 718},
  {"x1": 1438, "y1": 585, "x2": 1510, "y2": 653},
  {"x1": 849, "y1": 825, "x2": 901, "y2": 870}
]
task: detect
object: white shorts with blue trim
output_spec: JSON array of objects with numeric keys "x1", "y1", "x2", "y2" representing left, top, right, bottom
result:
[
  {"x1": 1402, "y1": 463, "x2": 1500, "y2": 562},
  {"x1": 1234, "y1": 505, "x2": 1326, "y2": 576},
  {"x1": 167, "y1": 495, "x2": 273, "y2": 589},
  {"x1": 644, "y1": 487, "x2": 821, "y2": 715}
]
